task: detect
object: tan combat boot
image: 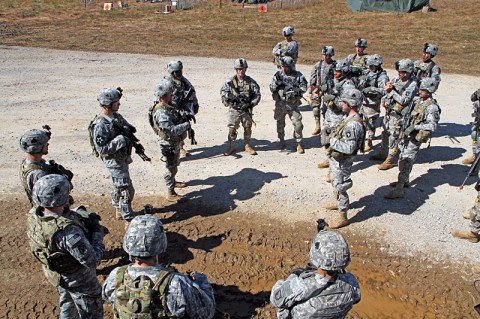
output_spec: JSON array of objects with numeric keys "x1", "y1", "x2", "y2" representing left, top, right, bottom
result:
[
  {"x1": 245, "y1": 144, "x2": 257, "y2": 155},
  {"x1": 166, "y1": 188, "x2": 183, "y2": 203},
  {"x1": 325, "y1": 170, "x2": 332, "y2": 183},
  {"x1": 317, "y1": 159, "x2": 329, "y2": 169},
  {"x1": 463, "y1": 208, "x2": 475, "y2": 220},
  {"x1": 224, "y1": 141, "x2": 235, "y2": 156},
  {"x1": 174, "y1": 181, "x2": 187, "y2": 188},
  {"x1": 296, "y1": 142, "x2": 305, "y2": 154},
  {"x1": 244, "y1": 127, "x2": 257, "y2": 155},
  {"x1": 378, "y1": 155, "x2": 394, "y2": 170},
  {"x1": 115, "y1": 208, "x2": 122, "y2": 220},
  {"x1": 179, "y1": 147, "x2": 190, "y2": 158},
  {"x1": 311, "y1": 116, "x2": 321, "y2": 136},
  {"x1": 451, "y1": 230, "x2": 479, "y2": 243},
  {"x1": 462, "y1": 154, "x2": 476, "y2": 165},
  {"x1": 324, "y1": 201, "x2": 338, "y2": 210},
  {"x1": 328, "y1": 211, "x2": 349, "y2": 229},
  {"x1": 364, "y1": 138, "x2": 373, "y2": 153},
  {"x1": 385, "y1": 183, "x2": 404, "y2": 199}
]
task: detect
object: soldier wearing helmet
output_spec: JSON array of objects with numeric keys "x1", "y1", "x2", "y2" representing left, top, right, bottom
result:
[
  {"x1": 272, "y1": 26, "x2": 299, "y2": 69},
  {"x1": 220, "y1": 58, "x2": 261, "y2": 156},
  {"x1": 165, "y1": 59, "x2": 200, "y2": 158},
  {"x1": 19, "y1": 126, "x2": 74, "y2": 207},
  {"x1": 322, "y1": 89, "x2": 365, "y2": 227},
  {"x1": 102, "y1": 215, "x2": 216, "y2": 319},
  {"x1": 271, "y1": 230, "x2": 361, "y2": 318},
  {"x1": 461, "y1": 88, "x2": 480, "y2": 166},
  {"x1": 26, "y1": 174, "x2": 106, "y2": 319},
  {"x1": 151, "y1": 78, "x2": 192, "y2": 203},
  {"x1": 357, "y1": 54, "x2": 390, "y2": 152},
  {"x1": 308, "y1": 45, "x2": 336, "y2": 137},
  {"x1": 346, "y1": 38, "x2": 370, "y2": 75},
  {"x1": 270, "y1": 56, "x2": 308, "y2": 153},
  {"x1": 89, "y1": 87, "x2": 136, "y2": 224},
  {"x1": 414, "y1": 43, "x2": 441, "y2": 84},
  {"x1": 385, "y1": 77, "x2": 440, "y2": 199},
  {"x1": 371, "y1": 58, "x2": 419, "y2": 171}
]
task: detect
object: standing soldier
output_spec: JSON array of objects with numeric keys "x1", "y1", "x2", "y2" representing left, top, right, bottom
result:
[
  {"x1": 346, "y1": 38, "x2": 370, "y2": 75},
  {"x1": 89, "y1": 87, "x2": 136, "y2": 224},
  {"x1": 272, "y1": 26, "x2": 299, "y2": 69},
  {"x1": 103, "y1": 215, "x2": 216, "y2": 318},
  {"x1": 461, "y1": 88, "x2": 480, "y2": 165},
  {"x1": 19, "y1": 126, "x2": 74, "y2": 206},
  {"x1": 27, "y1": 174, "x2": 106, "y2": 319},
  {"x1": 151, "y1": 78, "x2": 193, "y2": 202},
  {"x1": 323, "y1": 89, "x2": 365, "y2": 229},
  {"x1": 165, "y1": 60, "x2": 200, "y2": 157},
  {"x1": 270, "y1": 56, "x2": 308, "y2": 153},
  {"x1": 414, "y1": 43, "x2": 441, "y2": 84},
  {"x1": 385, "y1": 78, "x2": 440, "y2": 199},
  {"x1": 358, "y1": 54, "x2": 389, "y2": 152},
  {"x1": 270, "y1": 230, "x2": 361, "y2": 318},
  {"x1": 220, "y1": 58, "x2": 261, "y2": 156},
  {"x1": 371, "y1": 59, "x2": 419, "y2": 170},
  {"x1": 308, "y1": 45, "x2": 336, "y2": 136}
]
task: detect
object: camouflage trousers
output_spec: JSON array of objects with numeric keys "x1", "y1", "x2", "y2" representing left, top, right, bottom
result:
[
  {"x1": 227, "y1": 108, "x2": 253, "y2": 130},
  {"x1": 329, "y1": 155, "x2": 354, "y2": 211},
  {"x1": 360, "y1": 103, "x2": 380, "y2": 139},
  {"x1": 310, "y1": 96, "x2": 327, "y2": 118},
  {"x1": 160, "y1": 144, "x2": 181, "y2": 190},
  {"x1": 470, "y1": 129, "x2": 480, "y2": 154},
  {"x1": 104, "y1": 162, "x2": 135, "y2": 220},
  {"x1": 397, "y1": 136, "x2": 421, "y2": 185},
  {"x1": 274, "y1": 102, "x2": 303, "y2": 142},
  {"x1": 382, "y1": 110, "x2": 402, "y2": 155}
]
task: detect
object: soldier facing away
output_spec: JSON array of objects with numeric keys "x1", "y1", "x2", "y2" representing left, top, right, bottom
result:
[
  {"x1": 220, "y1": 58, "x2": 261, "y2": 156},
  {"x1": 103, "y1": 215, "x2": 216, "y2": 318},
  {"x1": 27, "y1": 174, "x2": 106, "y2": 319},
  {"x1": 272, "y1": 26, "x2": 299, "y2": 69},
  {"x1": 270, "y1": 230, "x2": 361, "y2": 318}
]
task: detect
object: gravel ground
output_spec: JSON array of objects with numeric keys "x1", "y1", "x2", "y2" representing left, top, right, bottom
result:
[{"x1": 1, "y1": 45, "x2": 479, "y2": 266}]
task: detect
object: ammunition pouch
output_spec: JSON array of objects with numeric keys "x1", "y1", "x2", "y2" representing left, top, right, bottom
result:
[
  {"x1": 392, "y1": 102, "x2": 405, "y2": 114},
  {"x1": 415, "y1": 130, "x2": 431, "y2": 143},
  {"x1": 331, "y1": 150, "x2": 344, "y2": 160},
  {"x1": 161, "y1": 147, "x2": 176, "y2": 166}
]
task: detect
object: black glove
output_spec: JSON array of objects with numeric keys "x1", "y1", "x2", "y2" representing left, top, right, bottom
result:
[{"x1": 185, "y1": 113, "x2": 196, "y2": 124}]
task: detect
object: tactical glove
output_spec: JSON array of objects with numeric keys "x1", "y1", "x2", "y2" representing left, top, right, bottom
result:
[
  {"x1": 320, "y1": 84, "x2": 328, "y2": 93},
  {"x1": 404, "y1": 125, "x2": 415, "y2": 136}
]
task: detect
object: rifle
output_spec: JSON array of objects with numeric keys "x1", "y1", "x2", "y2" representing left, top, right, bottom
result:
[
  {"x1": 399, "y1": 98, "x2": 417, "y2": 140},
  {"x1": 48, "y1": 160, "x2": 74, "y2": 182},
  {"x1": 460, "y1": 154, "x2": 480, "y2": 190},
  {"x1": 176, "y1": 88, "x2": 197, "y2": 145},
  {"x1": 112, "y1": 120, "x2": 151, "y2": 162}
]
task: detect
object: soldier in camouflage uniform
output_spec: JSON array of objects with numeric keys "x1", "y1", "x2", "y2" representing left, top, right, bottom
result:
[
  {"x1": 414, "y1": 43, "x2": 441, "y2": 85},
  {"x1": 270, "y1": 56, "x2": 308, "y2": 153},
  {"x1": 165, "y1": 60, "x2": 200, "y2": 158},
  {"x1": 151, "y1": 78, "x2": 193, "y2": 202},
  {"x1": 103, "y1": 215, "x2": 216, "y2": 318},
  {"x1": 461, "y1": 88, "x2": 480, "y2": 165},
  {"x1": 357, "y1": 54, "x2": 389, "y2": 152},
  {"x1": 323, "y1": 89, "x2": 365, "y2": 229},
  {"x1": 272, "y1": 26, "x2": 299, "y2": 69},
  {"x1": 308, "y1": 45, "x2": 336, "y2": 136},
  {"x1": 271, "y1": 230, "x2": 360, "y2": 318},
  {"x1": 385, "y1": 78, "x2": 440, "y2": 199},
  {"x1": 346, "y1": 38, "x2": 369, "y2": 77},
  {"x1": 19, "y1": 127, "x2": 74, "y2": 206},
  {"x1": 27, "y1": 174, "x2": 106, "y2": 319},
  {"x1": 220, "y1": 58, "x2": 261, "y2": 156},
  {"x1": 371, "y1": 59, "x2": 419, "y2": 170},
  {"x1": 90, "y1": 87, "x2": 135, "y2": 223}
]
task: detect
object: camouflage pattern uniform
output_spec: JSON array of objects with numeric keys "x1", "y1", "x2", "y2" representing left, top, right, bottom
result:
[
  {"x1": 414, "y1": 43, "x2": 441, "y2": 84},
  {"x1": 308, "y1": 57, "x2": 336, "y2": 125},
  {"x1": 167, "y1": 74, "x2": 200, "y2": 114},
  {"x1": 272, "y1": 26, "x2": 299, "y2": 69},
  {"x1": 462, "y1": 89, "x2": 480, "y2": 164}
]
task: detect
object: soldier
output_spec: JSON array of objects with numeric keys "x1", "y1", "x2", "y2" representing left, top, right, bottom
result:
[
  {"x1": 103, "y1": 215, "x2": 216, "y2": 318},
  {"x1": 220, "y1": 58, "x2": 261, "y2": 156},
  {"x1": 358, "y1": 54, "x2": 390, "y2": 152},
  {"x1": 461, "y1": 88, "x2": 480, "y2": 165},
  {"x1": 370, "y1": 59, "x2": 419, "y2": 170},
  {"x1": 272, "y1": 26, "x2": 299, "y2": 69},
  {"x1": 19, "y1": 126, "x2": 74, "y2": 206},
  {"x1": 270, "y1": 56, "x2": 308, "y2": 153},
  {"x1": 308, "y1": 45, "x2": 336, "y2": 136},
  {"x1": 270, "y1": 230, "x2": 361, "y2": 318},
  {"x1": 27, "y1": 174, "x2": 106, "y2": 319},
  {"x1": 346, "y1": 38, "x2": 369, "y2": 75},
  {"x1": 89, "y1": 87, "x2": 136, "y2": 224},
  {"x1": 151, "y1": 78, "x2": 193, "y2": 202},
  {"x1": 414, "y1": 43, "x2": 441, "y2": 84},
  {"x1": 323, "y1": 89, "x2": 365, "y2": 229},
  {"x1": 165, "y1": 60, "x2": 200, "y2": 158},
  {"x1": 385, "y1": 78, "x2": 440, "y2": 199}
]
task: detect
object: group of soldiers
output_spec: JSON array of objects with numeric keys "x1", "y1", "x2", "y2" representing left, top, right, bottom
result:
[{"x1": 16, "y1": 25, "x2": 478, "y2": 319}]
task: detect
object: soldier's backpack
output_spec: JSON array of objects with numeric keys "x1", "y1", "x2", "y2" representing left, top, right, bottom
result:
[{"x1": 88, "y1": 115, "x2": 101, "y2": 157}]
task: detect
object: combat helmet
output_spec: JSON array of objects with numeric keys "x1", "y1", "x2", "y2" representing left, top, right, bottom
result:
[
  {"x1": 366, "y1": 54, "x2": 383, "y2": 67},
  {"x1": 322, "y1": 46, "x2": 335, "y2": 56},
  {"x1": 123, "y1": 215, "x2": 167, "y2": 257},
  {"x1": 334, "y1": 59, "x2": 351, "y2": 73},
  {"x1": 280, "y1": 56, "x2": 295, "y2": 67},
  {"x1": 97, "y1": 87, "x2": 122, "y2": 107},
  {"x1": 282, "y1": 26, "x2": 295, "y2": 36},
  {"x1": 309, "y1": 230, "x2": 351, "y2": 271},
  {"x1": 154, "y1": 78, "x2": 174, "y2": 99},
  {"x1": 394, "y1": 59, "x2": 415, "y2": 73},
  {"x1": 341, "y1": 88, "x2": 363, "y2": 107},
  {"x1": 354, "y1": 38, "x2": 368, "y2": 48},
  {"x1": 32, "y1": 174, "x2": 72, "y2": 208},
  {"x1": 19, "y1": 128, "x2": 50, "y2": 154},
  {"x1": 167, "y1": 60, "x2": 183, "y2": 74},
  {"x1": 419, "y1": 77, "x2": 439, "y2": 94},
  {"x1": 423, "y1": 43, "x2": 438, "y2": 57},
  {"x1": 234, "y1": 58, "x2": 248, "y2": 70}
]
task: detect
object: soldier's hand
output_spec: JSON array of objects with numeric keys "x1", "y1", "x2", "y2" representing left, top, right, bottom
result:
[
  {"x1": 363, "y1": 87, "x2": 375, "y2": 95},
  {"x1": 404, "y1": 125, "x2": 415, "y2": 136}
]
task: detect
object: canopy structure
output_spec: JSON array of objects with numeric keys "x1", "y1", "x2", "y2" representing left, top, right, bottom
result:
[{"x1": 347, "y1": 0, "x2": 431, "y2": 12}]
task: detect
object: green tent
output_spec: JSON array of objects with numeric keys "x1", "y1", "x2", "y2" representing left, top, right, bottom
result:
[{"x1": 347, "y1": 0, "x2": 430, "y2": 12}]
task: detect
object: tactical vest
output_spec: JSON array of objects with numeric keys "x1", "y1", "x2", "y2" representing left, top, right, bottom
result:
[
  {"x1": 416, "y1": 60, "x2": 436, "y2": 79},
  {"x1": 348, "y1": 53, "x2": 368, "y2": 69},
  {"x1": 20, "y1": 160, "x2": 52, "y2": 206},
  {"x1": 114, "y1": 266, "x2": 175, "y2": 319},
  {"x1": 409, "y1": 99, "x2": 436, "y2": 143},
  {"x1": 315, "y1": 60, "x2": 335, "y2": 93},
  {"x1": 331, "y1": 115, "x2": 365, "y2": 155},
  {"x1": 230, "y1": 76, "x2": 252, "y2": 102},
  {"x1": 27, "y1": 207, "x2": 88, "y2": 275},
  {"x1": 148, "y1": 101, "x2": 184, "y2": 142},
  {"x1": 273, "y1": 40, "x2": 298, "y2": 65}
]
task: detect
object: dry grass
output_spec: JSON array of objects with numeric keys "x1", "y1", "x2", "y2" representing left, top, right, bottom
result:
[{"x1": 0, "y1": 0, "x2": 479, "y2": 75}]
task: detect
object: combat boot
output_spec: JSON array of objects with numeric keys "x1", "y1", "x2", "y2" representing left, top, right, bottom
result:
[
  {"x1": 389, "y1": 181, "x2": 410, "y2": 188},
  {"x1": 378, "y1": 155, "x2": 394, "y2": 170},
  {"x1": 317, "y1": 159, "x2": 329, "y2": 169},
  {"x1": 311, "y1": 116, "x2": 321, "y2": 136},
  {"x1": 364, "y1": 138, "x2": 373, "y2": 153},
  {"x1": 224, "y1": 141, "x2": 235, "y2": 156},
  {"x1": 325, "y1": 170, "x2": 332, "y2": 183},
  {"x1": 451, "y1": 230, "x2": 479, "y2": 243},
  {"x1": 175, "y1": 181, "x2": 187, "y2": 188},
  {"x1": 296, "y1": 142, "x2": 305, "y2": 154},
  {"x1": 328, "y1": 211, "x2": 349, "y2": 229},
  {"x1": 278, "y1": 138, "x2": 286, "y2": 150},
  {"x1": 462, "y1": 154, "x2": 476, "y2": 165},
  {"x1": 463, "y1": 208, "x2": 475, "y2": 220},
  {"x1": 179, "y1": 147, "x2": 190, "y2": 158},
  {"x1": 385, "y1": 183, "x2": 404, "y2": 199},
  {"x1": 166, "y1": 188, "x2": 184, "y2": 203},
  {"x1": 324, "y1": 201, "x2": 338, "y2": 210},
  {"x1": 244, "y1": 127, "x2": 257, "y2": 155},
  {"x1": 115, "y1": 208, "x2": 122, "y2": 221}
]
